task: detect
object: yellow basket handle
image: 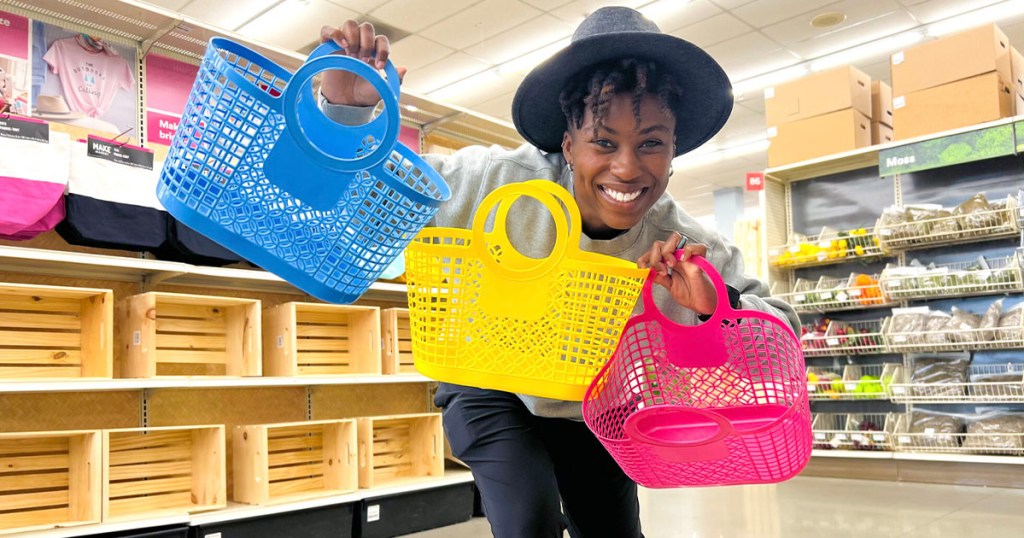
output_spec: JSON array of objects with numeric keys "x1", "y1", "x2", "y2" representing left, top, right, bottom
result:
[{"x1": 470, "y1": 180, "x2": 582, "y2": 281}]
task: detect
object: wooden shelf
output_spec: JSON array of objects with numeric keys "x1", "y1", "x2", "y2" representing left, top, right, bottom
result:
[
  {"x1": 0, "y1": 245, "x2": 408, "y2": 301},
  {"x1": 0, "y1": 374, "x2": 433, "y2": 394},
  {"x1": 15, "y1": 471, "x2": 474, "y2": 537}
]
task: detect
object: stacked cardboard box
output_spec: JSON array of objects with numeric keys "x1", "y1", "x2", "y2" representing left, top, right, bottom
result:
[
  {"x1": 765, "y1": 65, "x2": 872, "y2": 167},
  {"x1": 891, "y1": 24, "x2": 1014, "y2": 140},
  {"x1": 871, "y1": 81, "x2": 894, "y2": 145},
  {"x1": 1011, "y1": 46, "x2": 1024, "y2": 114}
]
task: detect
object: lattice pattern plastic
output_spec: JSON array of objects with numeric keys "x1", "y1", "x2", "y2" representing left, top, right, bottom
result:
[
  {"x1": 583, "y1": 256, "x2": 811, "y2": 488},
  {"x1": 157, "y1": 38, "x2": 449, "y2": 303},
  {"x1": 405, "y1": 180, "x2": 647, "y2": 401}
]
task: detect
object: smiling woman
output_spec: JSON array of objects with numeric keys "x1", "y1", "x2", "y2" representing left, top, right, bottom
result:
[{"x1": 317, "y1": 6, "x2": 799, "y2": 538}]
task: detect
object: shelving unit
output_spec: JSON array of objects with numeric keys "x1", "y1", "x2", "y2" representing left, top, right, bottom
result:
[{"x1": 765, "y1": 113, "x2": 1024, "y2": 486}]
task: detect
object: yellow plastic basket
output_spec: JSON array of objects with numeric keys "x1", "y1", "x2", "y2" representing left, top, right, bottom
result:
[{"x1": 405, "y1": 180, "x2": 648, "y2": 400}]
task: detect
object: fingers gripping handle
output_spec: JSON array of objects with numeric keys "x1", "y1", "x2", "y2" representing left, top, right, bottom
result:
[{"x1": 264, "y1": 41, "x2": 401, "y2": 210}]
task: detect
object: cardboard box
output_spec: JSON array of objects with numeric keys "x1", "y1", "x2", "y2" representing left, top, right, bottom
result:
[
  {"x1": 872, "y1": 122, "x2": 894, "y2": 146},
  {"x1": 1011, "y1": 46, "x2": 1024, "y2": 96},
  {"x1": 893, "y1": 71, "x2": 1013, "y2": 140},
  {"x1": 767, "y1": 109, "x2": 871, "y2": 167},
  {"x1": 891, "y1": 24, "x2": 1010, "y2": 96},
  {"x1": 872, "y1": 81, "x2": 894, "y2": 127},
  {"x1": 764, "y1": 65, "x2": 871, "y2": 126}
]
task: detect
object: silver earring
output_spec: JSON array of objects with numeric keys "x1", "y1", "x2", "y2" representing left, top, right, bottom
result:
[{"x1": 669, "y1": 166, "x2": 674, "y2": 177}]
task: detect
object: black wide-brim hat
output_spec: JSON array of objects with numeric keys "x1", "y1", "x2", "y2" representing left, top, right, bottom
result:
[{"x1": 512, "y1": 6, "x2": 733, "y2": 157}]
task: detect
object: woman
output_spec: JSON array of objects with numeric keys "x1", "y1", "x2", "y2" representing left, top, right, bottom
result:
[{"x1": 321, "y1": 7, "x2": 798, "y2": 537}]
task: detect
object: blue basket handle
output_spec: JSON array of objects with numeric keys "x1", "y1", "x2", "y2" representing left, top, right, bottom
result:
[
  {"x1": 306, "y1": 41, "x2": 402, "y2": 101},
  {"x1": 264, "y1": 47, "x2": 402, "y2": 210}
]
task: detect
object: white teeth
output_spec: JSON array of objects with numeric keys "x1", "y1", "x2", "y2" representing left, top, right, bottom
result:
[{"x1": 603, "y1": 187, "x2": 642, "y2": 203}]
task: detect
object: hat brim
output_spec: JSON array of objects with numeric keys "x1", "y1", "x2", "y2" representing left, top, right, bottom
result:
[{"x1": 512, "y1": 32, "x2": 733, "y2": 156}]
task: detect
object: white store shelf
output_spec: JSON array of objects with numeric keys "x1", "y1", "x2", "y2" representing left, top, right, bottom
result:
[
  {"x1": 0, "y1": 374, "x2": 434, "y2": 394},
  {"x1": 811, "y1": 449, "x2": 893, "y2": 459},
  {"x1": 892, "y1": 452, "x2": 1024, "y2": 465}
]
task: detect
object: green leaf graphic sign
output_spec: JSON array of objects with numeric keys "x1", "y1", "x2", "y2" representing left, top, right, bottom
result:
[{"x1": 878, "y1": 124, "x2": 1015, "y2": 176}]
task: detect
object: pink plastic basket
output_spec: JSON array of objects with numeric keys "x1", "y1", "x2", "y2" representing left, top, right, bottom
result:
[{"x1": 582, "y1": 255, "x2": 811, "y2": 488}]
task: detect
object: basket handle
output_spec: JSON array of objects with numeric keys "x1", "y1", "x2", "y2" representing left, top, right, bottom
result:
[
  {"x1": 470, "y1": 180, "x2": 582, "y2": 282},
  {"x1": 264, "y1": 42, "x2": 402, "y2": 210}
]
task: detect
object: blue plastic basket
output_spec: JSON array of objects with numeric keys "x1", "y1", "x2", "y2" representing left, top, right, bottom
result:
[{"x1": 157, "y1": 38, "x2": 450, "y2": 303}]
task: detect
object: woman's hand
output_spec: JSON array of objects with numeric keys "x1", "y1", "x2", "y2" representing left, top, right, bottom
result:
[
  {"x1": 637, "y1": 232, "x2": 718, "y2": 316},
  {"x1": 319, "y1": 21, "x2": 406, "y2": 106}
]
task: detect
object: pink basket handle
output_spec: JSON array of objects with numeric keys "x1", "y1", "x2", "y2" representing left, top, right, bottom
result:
[{"x1": 637, "y1": 253, "x2": 782, "y2": 369}]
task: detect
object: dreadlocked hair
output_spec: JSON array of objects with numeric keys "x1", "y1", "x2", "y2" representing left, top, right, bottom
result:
[{"x1": 558, "y1": 58, "x2": 682, "y2": 140}]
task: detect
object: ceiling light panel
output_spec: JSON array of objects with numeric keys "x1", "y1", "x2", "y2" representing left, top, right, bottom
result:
[
  {"x1": 180, "y1": 0, "x2": 280, "y2": 32},
  {"x1": 640, "y1": 0, "x2": 721, "y2": 33},
  {"x1": 732, "y1": 0, "x2": 842, "y2": 28},
  {"x1": 420, "y1": 0, "x2": 542, "y2": 50},
  {"x1": 369, "y1": 0, "x2": 478, "y2": 32},
  {"x1": 237, "y1": 0, "x2": 359, "y2": 50},
  {"x1": 389, "y1": 35, "x2": 455, "y2": 71},
  {"x1": 671, "y1": 12, "x2": 753, "y2": 48},
  {"x1": 463, "y1": 14, "x2": 573, "y2": 64}
]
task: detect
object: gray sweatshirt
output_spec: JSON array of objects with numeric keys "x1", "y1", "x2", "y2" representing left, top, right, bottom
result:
[{"x1": 325, "y1": 103, "x2": 800, "y2": 419}]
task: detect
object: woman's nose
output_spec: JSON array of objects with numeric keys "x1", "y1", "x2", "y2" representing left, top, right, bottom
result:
[{"x1": 610, "y1": 150, "x2": 642, "y2": 181}]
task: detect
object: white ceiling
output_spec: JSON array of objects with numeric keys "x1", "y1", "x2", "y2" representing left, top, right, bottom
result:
[{"x1": 139, "y1": 0, "x2": 1024, "y2": 217}]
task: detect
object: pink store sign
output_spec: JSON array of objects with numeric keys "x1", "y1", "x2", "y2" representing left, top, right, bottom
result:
[
  {"x1": 144, "y1": 54, "x2": 198, "y2": 145},
  {"x1": 399, "y1": 125, "x2": 420, "y2": 153},
  {"x1": 0, "y1": 11, "x2": 29, "y2": 60}
]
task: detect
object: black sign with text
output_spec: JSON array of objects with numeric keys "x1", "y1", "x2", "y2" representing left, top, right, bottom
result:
[
  {"x1": 87, "y1": 135, "x2": 154, "y2": 170},
  {"x1": 0, "y1": 115, "x2": 49, "y2": 143}
]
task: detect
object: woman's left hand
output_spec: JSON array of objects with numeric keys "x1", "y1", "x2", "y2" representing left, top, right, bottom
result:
[{"x1": 637, "y1": 232, "x2": 717, "y2": 316}]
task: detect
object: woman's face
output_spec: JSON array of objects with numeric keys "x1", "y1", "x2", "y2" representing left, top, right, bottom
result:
[{"x1": 562, "y1": 92, "x2": 676, "y2": 239}]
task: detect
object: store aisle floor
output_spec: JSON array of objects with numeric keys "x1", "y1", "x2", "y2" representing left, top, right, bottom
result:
[{"x1": 404, "y1": 476, "x2": 1024, "y2": 537}]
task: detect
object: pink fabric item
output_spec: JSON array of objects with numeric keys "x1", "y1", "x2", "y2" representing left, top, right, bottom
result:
[
  {"x1": 42, "y1": 37, "x2": 133, "y2": 118},
  {"x1": 0, "y1": 175, "x2": 67, "y2": 235},
  {"x1": 0, "y1": 197, "x2": 65, "y2": 240}
]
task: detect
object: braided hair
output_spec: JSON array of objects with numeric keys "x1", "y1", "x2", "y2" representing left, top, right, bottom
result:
[{"x1": 558, "y1": 58, "x2": 682, "y2": 141}]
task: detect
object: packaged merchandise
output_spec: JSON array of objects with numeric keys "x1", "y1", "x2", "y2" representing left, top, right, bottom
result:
[
  {"x1": 962, "y1": 411, "x2": 1024, "y2": 454},
  {"x1": 910, "y1": 355, "x2": 970, "y2": 397},
  {"x1": 998, "y1": 302, "x2": 1024, "y2": 342},
  {"x1": 981, "y1": 298, "x2": 1005, "y2": 341},
  {"x1": 946, "y1": 306, "x2": 982, "y2": 344}
]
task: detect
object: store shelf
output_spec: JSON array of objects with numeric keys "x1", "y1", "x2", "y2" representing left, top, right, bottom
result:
[
  {"x1": 811, "y1": 449, "x2": 893, "y2": 459},
  {"x1": 888, "y1": 364, "x2": 1024, "y2": 404},
  {"x1": 0, "y1": 374, "x2": 434, "y2": 394},
  {"x1": 0, "y1": 245, "x2": 409, "y2": 301},
  {"x1": 765, "y1": 144, "x2": 882, "y2": 183},
  {"x1": 892, "y1": 452, "x2": 1024, "y2": 465},
  {"x1": 879, "y1": 253, "x2": 1024, "y2": 301},
  {"x1": 808, "y1": 364, "x2": 894, "y2": 401},
  {"x1": 893, "y1": 432, "x2": 1024, "y2": 457},
  {"x1": 875, "y1": 195, "x2": 1021, "y2": 252},
  {"x1": 768, "y1": 227, "x2": 885, "y2": 270},
  {"x1": 776, "y1": 273, "x2": 893, "y2": 314},
  {"x1": 802, "y1": 318, "x2": 887, "y2": 357},
  {"x1": 15, "y1": 471, "x2": 474, "y2": 537}
]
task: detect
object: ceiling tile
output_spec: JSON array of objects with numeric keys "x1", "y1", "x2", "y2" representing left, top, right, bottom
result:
[
  {"x1": 705, "y1": 33, "x2": 801, "y2": 80},
  {"x1": 859, "y1": 58, "x2": 892, "y2": 84},
  {"x1": 369, "y1": 0, "x2": 478, "y2": 33},
  {"x1": 709, "y1": 0, "x2": 757, "y2": 9},
  {"x1": 463, "y1": 15, "x2": 573, "y2": 64},
  {"x1": 389, "y1": 35, "x2": 454, "y2": 70},
  {"x1": 148, "y1": 0, "x2": 191, "y2": 10},
  {"x1": 470, "y1": 91, "x2": 518, "y2": 120},
  {"x1": 444, "y1": 73, "x2": 525, "y2": 108},
  {"x1": 404, "y1": 52, "x2": 492, "y2": 93},
  {"x1": 903, "y1": 0, "x2": 1000, "y2": 24},
  {"x1": 236, "y1": 0, "x2": 359, "y2": 51},
  {"x1": 521, "y1": 0, "x2": 576, "y2": 11},
  {"x1": 763, "y1": 0, "x2": 917, "y2": 58},
  {"x1": 643, "y1": 0, "x2": 722, "y2": 34},
  {"x1": 179, "y1": 0, "x2": 280, "y2": 32},
  {"x1": 548, "y1": 0, "x2": 648, "y2": 25},
  {"x1": 323, "y1": 0, "x2": 392, "y2": 14},
  {"x1": 732, "y1": 0, "x2": 841, "y2": 28},
  {"x1": 671, "y1": 12, "x2": 754, "y2": 48},
  {"x1": 420, "y1": 0, "x2": 542, "y2": 50}
]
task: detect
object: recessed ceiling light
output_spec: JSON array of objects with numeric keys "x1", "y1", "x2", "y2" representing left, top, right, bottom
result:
[{"x1": 811, "y1": 11, "x2": 847, "y2": 28}]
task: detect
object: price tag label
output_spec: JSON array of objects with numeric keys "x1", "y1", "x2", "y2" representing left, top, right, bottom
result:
[
  {"x1": 835, "y1": 433, "x2": 847, "y2": 440},
  {"x1": 872, "y1": 434, "x2": 886, "y2": 442},
  {"x1": 849, "y1": 289, "x2": 862, "y2": 297},
  {"x1": 852, "y1": 434, "x2": 865, "y2": 442},
  {"x1": 898, "y1": 435, "x2": 911, "y2": 444},
  {"x1": 814, "y1": 433, "x2": 826, "y2": 440},
  {"x1": 807, "y1": 384, "x2": 817, "y2": 392},
  {"x1": 924, "y1": 427, "x2": 935, "y2": 435},
  {"x1": 818, "y1": 240, "x2": 831, "y2": 249},
  {"x1": 894, "y1": 335, "x2": 907, "y2": 342},
  {"x1": 788, "y1": 245, "x2": 801, "y2": 253},
  {"x1": 892, "y1": 386, "x2": 906, "y2": 394},
  {"x1": 845, "y1": 383, "x2": 858, "y2": 392},
  {"x1": 795, "y1": 294, "x2": 806, "y2": 302},
  {"x1": 827, "y1": 338, "x2": 840, "y2": 346},
  {"x1": 888, "y1": 280, "x2": 902, "y2": 287},
  {"x1": 880, "y1": 228, "x2": 893, "y2": 236},
  {"x1": 821, "y1": 291, "x2": 833, "y2": 299},
  {"x1": 817, "y1": 252, "x2": 828, "y2": 261}
]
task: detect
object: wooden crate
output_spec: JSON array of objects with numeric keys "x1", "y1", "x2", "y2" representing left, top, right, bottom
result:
[
  {"x1": 103, "y1": 425, "x2": 226, "y2": 520},
  {"x1": 381, "y1": 308, "x2": 415, "y2": 375},
  {"x1": 0, "y1": 430, "x2": 102, "y2": 534},
  {"x1": 263, "y1": 302, "x2": 381, "y2": 376},
  {"x1": 0, "y1": 282, "x2": 113, "y2": 379},
  {"x1": 119, "y1": 292, "x2": 261, "y2": 377},
  {"x1": 233, "y1": 419, "x2": 358, "y2": 505},
  {"x1": 357, "y1": 413, "x2": 443, "y2": 489}
]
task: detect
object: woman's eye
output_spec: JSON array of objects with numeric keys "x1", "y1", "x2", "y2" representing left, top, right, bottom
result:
[
  {"x1": 593, "y1": 139, "x2": 614, "y2": 148},
  {"x1": 641, "y1": 140, "x2": 664, "y2": 148}
]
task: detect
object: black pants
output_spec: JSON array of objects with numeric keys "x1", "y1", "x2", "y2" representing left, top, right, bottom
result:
[{"x1": 435, "y1": 383, "x2": 643, "y2": 538}]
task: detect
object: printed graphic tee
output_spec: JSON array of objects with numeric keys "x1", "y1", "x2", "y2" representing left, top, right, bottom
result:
[{"x1": 43, "y1": 37, "x2": 133, "y2": 118}]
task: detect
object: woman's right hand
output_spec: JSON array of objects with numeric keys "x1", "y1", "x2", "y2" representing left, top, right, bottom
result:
[{"x1": 319, "y1": 21, "x2": 406, "y2": 107}]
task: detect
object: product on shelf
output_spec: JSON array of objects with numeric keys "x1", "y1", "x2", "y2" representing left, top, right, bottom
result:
[
  {"x1": 810, "y1": 413, "x2": 850, "y2": 449},
  {"x1": 998, "y1": 303, "x2": 1024, "y2": 342},
  {"x1": 875, "y1": 194, "x2": 1020, "y2": 250},
  {"x1": 262, "y1": 302, "x2": 382, "y2": 377},
  {"x1": 954, "y1": 193, "x2": 1015, "y2": 237},
  {"x1": 886, "y1": 309, "x2": 928, "y2": 345},
  {"x1": 357, "y1": 413, "x2": 444, "y2": 489},
  {"x1": 969, "y1": 370, "x2": 1024, "y2": 398},
  {"x1": 382, "y1": 308, "x2": 415, "y2": 375},
  {"x1": 850, "y1": 415, "x2": 889, "y2": 451},
  {"x1": 946, "y1": 306, "x2": 983, "y2": 344},
  {"x1": 769, "y1": 227, "x2": 881, "y2": 268},
  {"x1": 880, "y1": 254, "x2": 1023, "y2": 300},
  {"x1": 807, "y1": 368, "x2": 845, "y2": 399},
  {"x1": 852, "y1": 273, "x2": 885, "y2": 305},
  {"x1": 909, "y1": 356, "x2": 970, "y2": 397},
  {"x1": 962, "y1": 413, "x2": 1024, "y2": 455},
  {"x1": 981, "y1": 299, "x2": 1004, "y2": 341},
  {"x1": 897, "y1": 410, "x2": 963, "y2": 452}
]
